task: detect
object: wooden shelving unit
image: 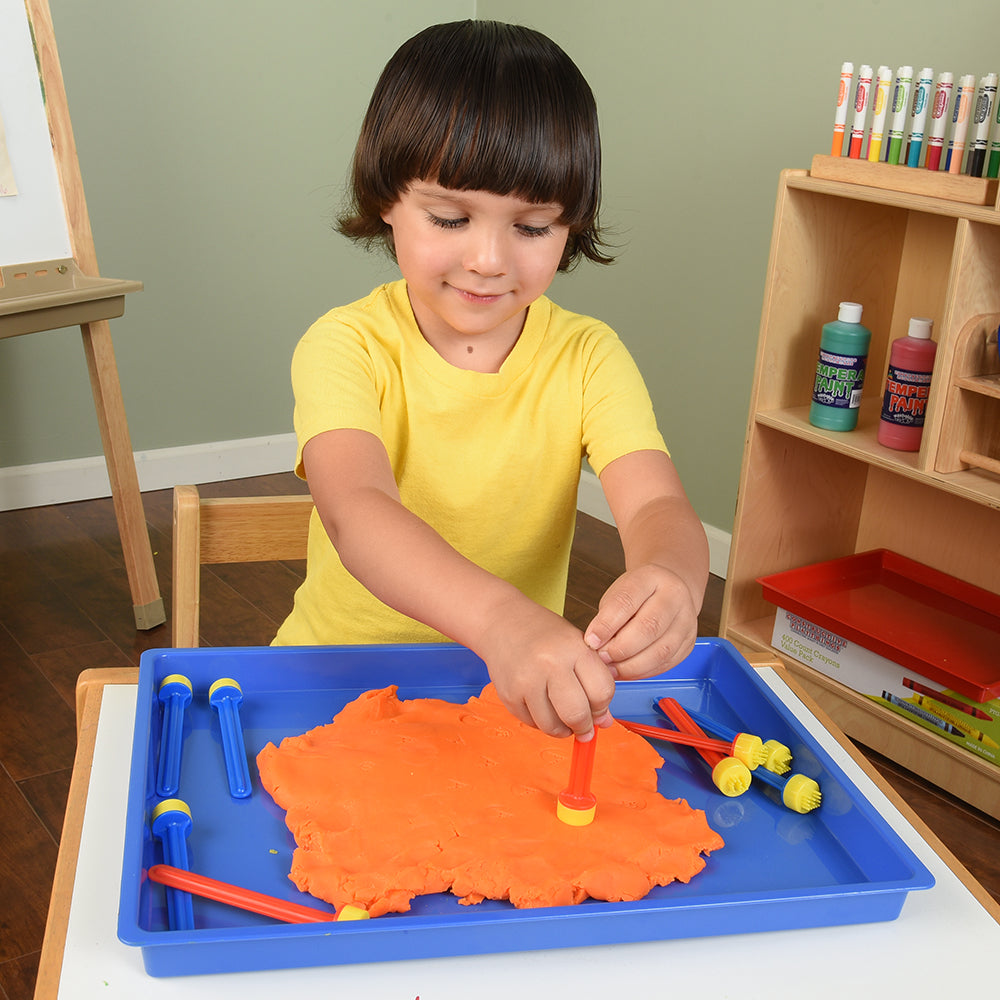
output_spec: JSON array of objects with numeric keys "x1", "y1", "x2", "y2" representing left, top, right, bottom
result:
[{"x1": 720, "y1": 166, "x2": 1000, "y2": 819}]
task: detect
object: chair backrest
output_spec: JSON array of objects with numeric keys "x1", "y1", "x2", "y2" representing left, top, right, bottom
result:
[{"x1": 171, "y1": 484, "x2": 313, "y2": 647}]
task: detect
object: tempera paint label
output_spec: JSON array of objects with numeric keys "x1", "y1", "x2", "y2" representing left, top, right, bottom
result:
[
  {"x1": 812, "y1": 350, "x2": 866, "y2": 409},
  {"x1": 880, "y1": 364, "x2": 932, "y2": 426}
]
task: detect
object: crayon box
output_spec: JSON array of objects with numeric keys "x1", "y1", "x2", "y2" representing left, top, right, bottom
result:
[{"x1": 770, "y1": 607, "x2": 1000, "y2": 768}]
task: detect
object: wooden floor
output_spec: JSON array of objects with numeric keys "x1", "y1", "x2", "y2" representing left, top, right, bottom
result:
[{"x1": 1, "y1": 471, "x2": 998, "y2": 999}]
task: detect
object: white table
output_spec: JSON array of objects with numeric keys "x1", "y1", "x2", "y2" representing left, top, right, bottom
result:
[{"x1": 36, "y1": 663, "x2": 1000, "y2": 999}]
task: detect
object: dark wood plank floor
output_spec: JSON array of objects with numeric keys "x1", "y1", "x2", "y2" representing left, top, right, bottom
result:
[{"x1": 1, "y1": 471, "x2": 998, "y2": 999}]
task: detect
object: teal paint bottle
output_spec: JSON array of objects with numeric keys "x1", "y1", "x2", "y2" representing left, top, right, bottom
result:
[{"x1": 809, "y1": 302, "x2": 872, "y2": 431}]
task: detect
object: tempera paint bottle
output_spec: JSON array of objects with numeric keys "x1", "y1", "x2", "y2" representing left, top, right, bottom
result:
[
  {"x1": 809, "y1": 302, "x2": 871, "y2": 432},
  {"x1": 877, "y1": 317, "x2": 936, "y2": 451}
]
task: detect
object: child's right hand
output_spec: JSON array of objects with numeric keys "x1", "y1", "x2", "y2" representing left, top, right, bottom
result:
[{"x1": 475, "y1": 601, "x2": 617, "y2": 740}]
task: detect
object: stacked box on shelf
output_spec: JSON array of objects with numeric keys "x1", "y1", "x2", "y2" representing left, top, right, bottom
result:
[{"x1": 760, "y1": 550, "x2": 1000, "y2": 768}]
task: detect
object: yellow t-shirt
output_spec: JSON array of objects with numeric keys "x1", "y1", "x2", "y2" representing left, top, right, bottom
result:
[{"x1": 273, "y1": 280, "x2": 667, "y2": 646}]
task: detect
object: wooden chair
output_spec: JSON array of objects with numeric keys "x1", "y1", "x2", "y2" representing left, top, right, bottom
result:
[{"x1": 171, "y1": 484, "x2": 314, "y2": 647}]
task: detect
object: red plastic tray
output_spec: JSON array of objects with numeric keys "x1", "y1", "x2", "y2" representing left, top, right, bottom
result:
[{"x1": 758, "y1": 549, "x2": 1000, "y2": 703}]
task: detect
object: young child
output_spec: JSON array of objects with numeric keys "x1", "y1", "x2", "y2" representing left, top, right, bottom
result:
[{"x1": 273, "y1": 20, "x2": 710, "y2": 741}]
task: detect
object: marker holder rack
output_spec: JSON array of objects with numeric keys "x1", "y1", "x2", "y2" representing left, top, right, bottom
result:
[{"x1": 810, "y1": 154, "x2": 1000, "y2": 209}]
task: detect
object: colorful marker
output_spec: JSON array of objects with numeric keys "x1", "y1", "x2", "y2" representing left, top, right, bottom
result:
[
  {"x1": 946, "y1": 74, "x2": 976, "y2": 173},
  {"x1": 925, "y1": 72, "x2": 954, "y2": 170},
  {"x1": 989, "y1": 83, "x2": 1000, "y2": 178},
  {"x1": 905, "y1": 68, "x2": 934, "y2": 167},
  {"x1": 885, "y1": 66, "x2": 913, "y2": 164},
  {"x1": 867, "y1": 66, "x2": 893, "y2": 161},
  {"x1": 848, "y1": 65, "x2": 873, "y2": 158},
  {"x1": 831, "y1": 61, "x2": 854, "y2": 156},
  {"x1": 967, "y1": 73, "x2": 997, "y2": 177}
]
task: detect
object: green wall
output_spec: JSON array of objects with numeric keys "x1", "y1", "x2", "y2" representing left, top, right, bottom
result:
[{"x1": 3, "y1": 0, "x2": 1000, "y2": 532}]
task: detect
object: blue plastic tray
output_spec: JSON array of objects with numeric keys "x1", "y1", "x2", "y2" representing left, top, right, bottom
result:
[{"x1": 118, "y1": 639, "x2": 933, "y2": 977}]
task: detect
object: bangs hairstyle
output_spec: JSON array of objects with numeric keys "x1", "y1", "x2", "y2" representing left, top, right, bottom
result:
[{"x1": 338, "y1": 20, "x2": 612, "y2": 270}]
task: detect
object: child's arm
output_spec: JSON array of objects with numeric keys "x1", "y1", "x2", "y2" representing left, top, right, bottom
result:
[
  {"x1": 583, "y1": 450, "x2": 710, "y2": 679},
  {"x1": 302, "y1": 428, "x2": 615, "y2": 739}
]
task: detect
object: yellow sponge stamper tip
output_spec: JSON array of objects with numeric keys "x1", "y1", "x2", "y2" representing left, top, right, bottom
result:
[
  {"x1": 711, "y1": 757, "x2": 752, "y2": 797},
  {"x1": 159, "y1": 674, "x2": 192, "y2": 691},
  {"x1": 209, "y1": 677, "x2": 242, "y2": 697},
  {"x1": 556, "y1": 800, "x2": 597, "y2": 826},
  {"x1": 151, "y1": 798, "x2": 191, "y2": 820},
  {"x1": 763, "y1": 740, "x2": 793, "y2": 774},
  {"x1": 782, "y1": 773, "x2": 822, "y2": 813},
  {"x1": 733, "y1": 733, "x2": 766, "y2": 769},
  {"x1": 337, "y1": 905, "x2": 370, "y2": 921}
]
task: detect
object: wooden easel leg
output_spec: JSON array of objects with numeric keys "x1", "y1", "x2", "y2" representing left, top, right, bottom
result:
[{"x1": 80, "y1": 319, "x2": 165, "y2": 630}]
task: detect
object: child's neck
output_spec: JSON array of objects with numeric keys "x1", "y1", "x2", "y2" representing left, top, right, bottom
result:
[
  {"x1": 425, "y1": 331, "x2": 521, "y2": 373},
  {"x1": 407, "y1": 293, "x2": 528, "y2": 374}
]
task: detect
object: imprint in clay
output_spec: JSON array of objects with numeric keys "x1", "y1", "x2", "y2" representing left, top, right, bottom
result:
[{"x1": 257, "y1": 683, "x2": 724, "y2": 917}]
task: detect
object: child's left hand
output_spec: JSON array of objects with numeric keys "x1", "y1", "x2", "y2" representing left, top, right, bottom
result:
[
  {"x1": 582, "y1": 563, "x2": 699, "y2": 680},
  {"x1": 589, "y1": 449, "x2": 710, "y2": 679}
]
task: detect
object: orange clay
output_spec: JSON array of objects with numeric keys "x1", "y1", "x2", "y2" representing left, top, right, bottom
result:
[
  {"x1": 257, "y1": 684, "x2": 723, "y2": 917},
  {"x1": 557, "y1": 730, "x2": 598, "y2": 824}
]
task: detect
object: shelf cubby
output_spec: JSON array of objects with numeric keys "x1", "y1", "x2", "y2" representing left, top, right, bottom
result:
[{"x1": 722, "y1": 169, "x2": 1000, "y2": 818}]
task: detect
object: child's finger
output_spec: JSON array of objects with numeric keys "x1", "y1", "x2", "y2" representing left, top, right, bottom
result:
[
  {"x1": 583, "y1": 576, "x2": 653, "y2": 653},
  {"x1": 523, "y1": 687, "x2": 573, "y2": 738},
  {"x1": 607, "y1": 619, "x2": 697, "y2": 681},
  {"x1": 544, "y1": 655, "x2": 615, "y2": 738}
]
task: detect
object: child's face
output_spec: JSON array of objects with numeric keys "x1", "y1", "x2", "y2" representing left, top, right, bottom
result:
[{"x1": 381, "y1": 182, "x2": 569, "y2": 367}]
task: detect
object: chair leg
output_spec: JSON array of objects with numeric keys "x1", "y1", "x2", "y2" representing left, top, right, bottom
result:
[{"x1": 172, "y1": 485, "x2": 202, "y2": 647}]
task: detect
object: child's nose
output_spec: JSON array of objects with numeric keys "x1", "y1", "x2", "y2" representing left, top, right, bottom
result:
[{"x1": 463, "y1": 229, "x2": 506, "y2": 276}]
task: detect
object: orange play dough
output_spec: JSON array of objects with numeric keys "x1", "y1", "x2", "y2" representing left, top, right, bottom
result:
[{"x1": 257, "y1": 683, "x2": 724, "y2": 917}]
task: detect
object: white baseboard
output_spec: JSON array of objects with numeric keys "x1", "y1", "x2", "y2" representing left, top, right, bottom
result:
[
  {"x1": 0, "y1": 433, "x2": 298, "y2": 512},
  {"x1": 0, "y1": 440, "x2": 730, "y2": 578},
  {"x1": 577, "y1": 469, "x2": 730, "y2": 579}
]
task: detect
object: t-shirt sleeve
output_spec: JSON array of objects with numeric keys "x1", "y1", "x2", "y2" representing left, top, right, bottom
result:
[
  {"x1": 580, "y1": 328, "x2": 668, "y2": 477},
  {"x1": 290, "y1": 315, "x2": 383, "y2": 479}
]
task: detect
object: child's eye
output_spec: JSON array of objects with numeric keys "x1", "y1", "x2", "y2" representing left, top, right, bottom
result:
[
  {"x1": 427, "y1": 213, "x2": 466, "y2": 230},
  {"x1": 517, "y1": 224, "x2": 553, "y2": 238}
]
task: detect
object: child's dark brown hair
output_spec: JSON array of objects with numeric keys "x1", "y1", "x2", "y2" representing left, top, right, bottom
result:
[{"x1": 338, "y1": 20, "x2": 612, "y2": 270}]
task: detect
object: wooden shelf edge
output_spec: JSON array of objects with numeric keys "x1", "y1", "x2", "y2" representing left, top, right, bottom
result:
[
  {"x1": 754, "y1": 407, "x2": 1000, "y2": 509},
  {"x1": 787, "y1": 165, "x2": 1000, "y2": 223},
  {"x1": 810, "y1": 154, "x2": 1000, "y2": 208}
]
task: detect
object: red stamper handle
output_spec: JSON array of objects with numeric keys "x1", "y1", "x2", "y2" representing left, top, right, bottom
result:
[
  {"x1": 657, "y1": 698, "x2": 751, "y2": 797},
  {"x1": 147, "y1": 864, "x2": 340, "y2": 923},
  {"x1": 619, "y1": 719, "x2": 730, "y2": 754},
  {"x1": 556, "y1": 729, "x2": 598, "y2": 825}
]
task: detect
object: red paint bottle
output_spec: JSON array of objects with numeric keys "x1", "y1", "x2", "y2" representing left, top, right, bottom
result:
[{"x1": 877, "y1": 317, "x2": 937, "y2": 451}]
